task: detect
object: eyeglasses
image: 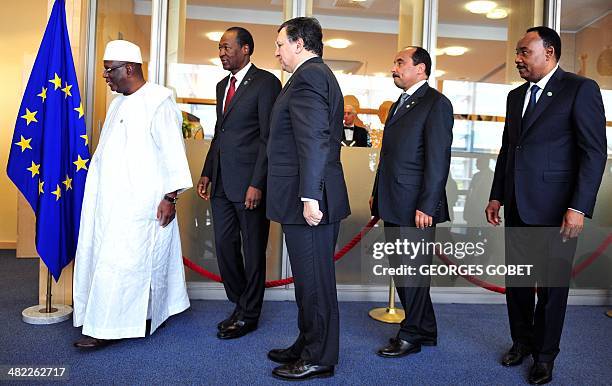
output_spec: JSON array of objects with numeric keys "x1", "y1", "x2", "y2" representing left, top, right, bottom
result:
[{"x1": 103, "y1": 63, "x2": 127, "y2": 75}]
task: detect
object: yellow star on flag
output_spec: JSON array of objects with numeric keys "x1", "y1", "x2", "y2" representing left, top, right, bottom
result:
[
  {"x1": 74, "y1": 102, "x2": 84, "y2": 118},
  {"x1": 73, "y1": 154, "x2": 89, "y2": 171},
  {"x1": 61, "y1": 82, "x2": 72, "y2": 98},
  {"x1": 62, "y1": 175, "x2": 73, "y2": 190},
  {"x1": 38, "y1": 180, "x2": 44, "y2": 195},
  {"x1": 52, "y1": 184, "x2": 62, "y2": 201},
  {"x1": 14, "y1": 135, "x2": 32, "y2": 152},
  {"x1": 20, "y1": 108, "x2": 38, "y2": 126},
  {"x1": 80, "y1": 134, "x2": 88, "y2": 146},
  {"x1": 26, "y1": 161, "x2": 41, "y2": 177},
  {"x1": 49, "y1": 73, "x2": 62, "y2": 90},
  {"x1": 37, "y1": 87, "x2": 47, "y2": 103}
]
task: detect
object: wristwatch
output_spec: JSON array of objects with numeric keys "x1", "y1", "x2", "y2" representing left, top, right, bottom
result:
[{"x1": 163, "y1": 194, "x2": 178, "y2": 204}]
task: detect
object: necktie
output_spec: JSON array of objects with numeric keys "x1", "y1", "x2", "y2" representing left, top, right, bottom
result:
[
  {"x1": 224, "y1": 76, "x2": 236, "y2": 113},
  {"x1": 392, "y1": 92, "x2": 410, "y2": 116},
  {"x1": 521, "y1": 84, "x2": 540, "y2": 128}
]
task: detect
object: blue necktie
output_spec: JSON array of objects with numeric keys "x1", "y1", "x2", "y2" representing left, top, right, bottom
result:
[
  {"x1": 392, "y1": 92, "x2": 410, "y2": 116},
  {"x1": 522, "y1": 84, "x2": 540, "y2": 129}
]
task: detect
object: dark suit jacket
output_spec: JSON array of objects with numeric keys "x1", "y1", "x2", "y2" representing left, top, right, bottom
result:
[
  {"x1": 490, "y1": 68, "x2": 607, "y2": 225},
  {"x1": 201, "y1": 64, "x2": 281, "y2": 202},
  {"x1": 372, "y1": 82, "x2": 454, "y2": 226},
  {"x1": 266, "y1": 57, "x2": 351, "y2": 225},
  {"x1": 342, "y1": 125, "x2": 370, "y2": 147}
]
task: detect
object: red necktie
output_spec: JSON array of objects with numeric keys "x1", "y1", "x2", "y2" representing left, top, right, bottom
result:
[{"x1": 224, "y1": 76, "x2": 236, "y2": 113}]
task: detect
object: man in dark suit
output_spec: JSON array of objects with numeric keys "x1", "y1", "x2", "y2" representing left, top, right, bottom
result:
[
  {"x1": 342, "y1": 104, "x2": 370, "y2": 147},
  {"x1": 197, "y1": 27, "x2": 281, "y2": 340},
  {"x1": 265, "y1": 17, "x2": 350, "y2": 381},
  {"x1": 370, "y1": 46, "x2": 453, "y2": 358},
  {"x1": 485, "y1": 26, "x2": 606, "y2": 385}
]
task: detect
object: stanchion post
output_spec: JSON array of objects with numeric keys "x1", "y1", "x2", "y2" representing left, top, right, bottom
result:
[{"x1": 368, "y1": 277, "x2": 405, "y2": 324}]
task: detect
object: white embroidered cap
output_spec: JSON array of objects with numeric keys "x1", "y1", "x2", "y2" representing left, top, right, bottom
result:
[{"x1": 103, "y1": 40, "x2": 143, "y2": 63}]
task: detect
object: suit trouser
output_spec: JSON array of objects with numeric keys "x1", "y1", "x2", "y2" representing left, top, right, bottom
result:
[
  {"x1": 504, "y1": 200, "x2": 576, "y2": 362},
  {"x1": 384, "y1": 222, "x2": 437, "y2": 344},
  {"x1": 210, "y1": 173, "x2": 269, "y2": 323},
  {"x1": 282, "y1": 222, "x2": 340, "y2": 366}
]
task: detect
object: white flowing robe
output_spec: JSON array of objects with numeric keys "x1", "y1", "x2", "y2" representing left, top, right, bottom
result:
[{"x1": 73, "y1": 82, "x2": 193, "y2": 339}]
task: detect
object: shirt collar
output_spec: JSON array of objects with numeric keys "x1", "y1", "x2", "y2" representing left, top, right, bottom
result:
[
  {"x1": 403, "y1": 79, "x2": 427, "y2": 97},
  {"x1": 229, "y1": 61, "x2": 252, "y2": 86},
  {"x1": 293, "y1": 55, "x2": 318, "y2": 73},
  {"x1": 531, "y1": 64, "x2": 559, "y2": 91}
]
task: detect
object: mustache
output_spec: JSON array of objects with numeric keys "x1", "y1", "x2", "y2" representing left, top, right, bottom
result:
[{"x1": 392, "y1": 73, "x2": 400, "y2": 78}]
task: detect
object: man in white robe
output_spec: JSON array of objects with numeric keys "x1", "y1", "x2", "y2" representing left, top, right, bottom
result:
[{"x1": 73, "y1": 40, "x2": 193, "y2": 348}]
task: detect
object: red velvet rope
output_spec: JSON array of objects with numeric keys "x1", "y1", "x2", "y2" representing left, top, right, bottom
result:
[{"x1": 183, "y1": 217, "x2": 611, "y2": 293}]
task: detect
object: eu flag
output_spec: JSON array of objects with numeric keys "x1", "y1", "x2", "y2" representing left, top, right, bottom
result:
[{"x1": 6, "y1": 0, "x2": 90, "y2": 281}]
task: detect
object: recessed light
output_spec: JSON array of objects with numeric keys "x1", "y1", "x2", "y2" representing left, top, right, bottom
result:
[
  {"x1": 210, "y1": 58, "x2": 222, "y2": 66},
  {"x1": 325, "y1": 39, "x2": 352, "y2": 49},
  {"x1": 435, "y1": 48, "x2": 446, "y2": 56},
  {"x1": 465, "y1": 1, "x2": 497, "y2": 14},
  {"x1": 486, "y1": 8, "x2": 508, "y2": 19},
  {"x1": 373, "y1": 72, "x2": 388, "y2": 77},
  {"x1": 444, "y1": 46, "x2": 469, "y2": 56},
  {"x1": 434, "y1": 69, "x2": 446, "y2": 77},
  {"x1": 205, "y1": 31, "x2": 224, "y2": 42}
]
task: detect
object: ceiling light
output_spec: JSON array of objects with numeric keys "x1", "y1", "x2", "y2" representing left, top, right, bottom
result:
[
  {"x1": 434, "y1": 69, "x2": 446, "y2": 77},
  {"x1": 465, "y1": 1, "x2": 497, "y2": 14},
  {"x1": 210, "y1": 58, "x2": 222, "y2": 66},
  {"x1": 435, "y1": 48, "x2": 446, "y2": 56},
  {"x1": 373, "y1": 72, "x2": 388, "y2": 77},
  {"x1": 486, "y1": 8, "x2": 508, "y2": 19},
  {"x1": 325, "y1": 39, "x2": 352, "y2": 49},
  {"x1": 444, "y1": 46, "x2": 469, "y2": 56},
  {"x1": 205, "y1": 31, "x2": 224, "y2": 42}
]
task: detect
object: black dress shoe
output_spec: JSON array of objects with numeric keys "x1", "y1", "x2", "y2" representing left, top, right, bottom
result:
[
  {"x1": 216, "y1": 320, "x2": 257, "y2": 339},
  {"x1": 73, "y1": 335, "x2": 111, "y2": 348},
  {"x1": 501, "y1": 344, "x2": 532, "y2": 367},
  {"x1": 377, "y1": 338, "x2": 421, "y2": 358},
  {"x1": 217, "y1": 310, "x2": 240, "y2": 331},
  {"x1": 272, "y1": 360, "x2": 334, "y2": 380},
  {"x1": 528, "y1": 362, "x2": 553, "y2": 385},
  {"x1": 268, "y1": 348, "x2": 301, "y2": 364}
]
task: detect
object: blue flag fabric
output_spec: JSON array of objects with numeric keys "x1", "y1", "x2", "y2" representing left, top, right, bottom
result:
[{"x1": 6, "y1": 0, "x2": 90, "y2": 281}]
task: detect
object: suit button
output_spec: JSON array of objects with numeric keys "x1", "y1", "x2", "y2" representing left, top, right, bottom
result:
[
  {"x1": 516, "y1": 145, "x2": 521, "y2": 150},
  {"x1": 221, "y1": 129, "x2": 225, "y2": 132}
]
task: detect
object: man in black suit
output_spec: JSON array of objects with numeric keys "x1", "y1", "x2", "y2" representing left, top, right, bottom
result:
[
  {"x1": 342, "y1": 104, "x2": 370, "y2": 147},
  {"x1": 197, "y1": 27, "x2": 281, "y2": 340},
  {"x1": 370, "y1": 47, "x2": 453, "y2": 358},
  {"x1": 265, "y1": 17, "x2": 350, "y2": 381},
  {"x1": 485, "y1": 26, "x2": 606, "y2": 385}
]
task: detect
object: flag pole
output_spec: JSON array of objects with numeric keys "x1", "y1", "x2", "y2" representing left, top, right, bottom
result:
[
  {"x1": 21, "y1": 265, "x2": 72, "y2": 325},
  {"x1": 44, "y1": 270, "x2": 56, "y2": 313}
]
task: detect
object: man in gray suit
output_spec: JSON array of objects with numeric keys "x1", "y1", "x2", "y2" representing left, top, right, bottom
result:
[{"x1": 370, "y1": 46, "x2": 453, "y2": 358}]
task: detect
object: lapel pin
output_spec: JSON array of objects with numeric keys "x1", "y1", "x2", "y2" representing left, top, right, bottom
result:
[{"x1": 547, "y1": 91, "x2": 552, "y2": 96}]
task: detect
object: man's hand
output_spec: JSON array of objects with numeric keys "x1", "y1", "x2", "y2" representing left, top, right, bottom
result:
[
  {"x1": 485, "y1": 200, "x2": 502, "y2": 226},
  {"x1": 369, "y1": 196, "x2": 373, "y2": 211},
  {"x1": 197, "y1": 176, "x2": 210, "y2": 200},
  {"x1": 303, "y1": 200, "x2": 323, "y2": 226},
  {"x1": 157, "y1": 199, "x2": 176, "y2": 227},
  {"x1": 415, "y1": 210, "x2": 432, "y2": 229},
  {"x1": 560, "y1": 209, "x2": 584, "y2": 242},
  {"x1": 244, "y1": 186, "x2": 262, "y2": 210}
]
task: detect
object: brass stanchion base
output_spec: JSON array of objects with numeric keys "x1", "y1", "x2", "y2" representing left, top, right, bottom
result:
[
  {"x1": 368, "y1": 307, "x2": 405, "y2": 324},
  {"x1": 606, "y1": 310, "x2": 612, "y2": 318}
]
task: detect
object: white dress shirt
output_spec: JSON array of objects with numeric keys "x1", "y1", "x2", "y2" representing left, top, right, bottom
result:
[{"x1": 222, "y1": 62, "x2": 252, "y2": 111}]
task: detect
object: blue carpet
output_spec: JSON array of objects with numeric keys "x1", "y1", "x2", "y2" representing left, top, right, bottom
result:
[{"x1": 0, "y1": 251, "x2": 610, "y2": 385}]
